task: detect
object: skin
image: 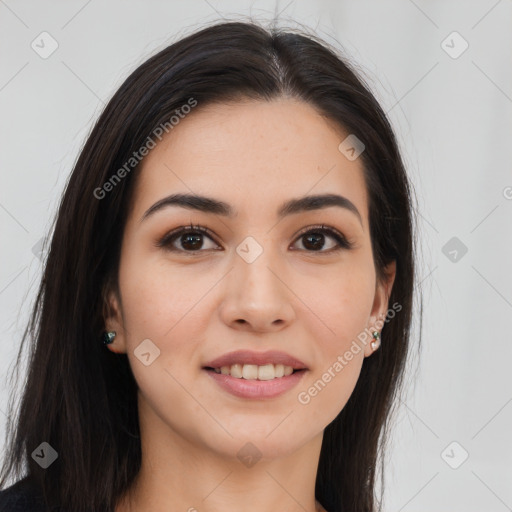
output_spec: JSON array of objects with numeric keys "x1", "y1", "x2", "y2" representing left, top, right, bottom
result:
[{"x1": 106, "y1": 97, "x2": 396, "y2": 512}]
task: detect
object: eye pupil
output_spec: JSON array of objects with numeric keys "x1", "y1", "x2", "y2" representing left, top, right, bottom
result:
[
  {"x1": 303, "y1": 232, "x2": 325, "y2": 251},
  {"x1": 181, "y1": 233, "x2": 203, "y2": 250}
]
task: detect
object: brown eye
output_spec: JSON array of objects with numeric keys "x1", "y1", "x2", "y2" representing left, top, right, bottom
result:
[
  {"x1": 157, "y1": 224, "x2": 220, "y2": 253},
  {"x1": 291, "y1": 225, "x2": 353, "y2": 253}
]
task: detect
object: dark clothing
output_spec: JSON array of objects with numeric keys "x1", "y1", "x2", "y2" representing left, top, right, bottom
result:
[{"x1": 0, "y1": 477, "x2": 48, "y2": 511}]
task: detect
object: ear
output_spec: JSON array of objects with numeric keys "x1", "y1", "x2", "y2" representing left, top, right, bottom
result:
[
  {"x1": 102, "y1": 281, "x2": 127, "y2": 354},
  {"x1": 363, "y1": 260, "x2": 396, "y2": 358}
]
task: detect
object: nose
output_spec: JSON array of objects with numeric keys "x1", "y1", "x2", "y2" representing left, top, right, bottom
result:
[{"x1": 218, "y1": 246, "x2": 296, "y2": 333}]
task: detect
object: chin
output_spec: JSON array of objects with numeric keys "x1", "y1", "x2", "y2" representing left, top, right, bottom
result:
[{"x1": 207, "y1": 422, "x2": 315, "y2": 460}]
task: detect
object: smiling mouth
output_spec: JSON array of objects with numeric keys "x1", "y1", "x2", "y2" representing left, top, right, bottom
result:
[{"x1": 203, "y1": 363, "x2": 306, "y2": 381}]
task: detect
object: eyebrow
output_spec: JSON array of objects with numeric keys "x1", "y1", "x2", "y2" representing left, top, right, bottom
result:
[{"x1": 140, "y1": 192, "x2": 363, "y2": 226}]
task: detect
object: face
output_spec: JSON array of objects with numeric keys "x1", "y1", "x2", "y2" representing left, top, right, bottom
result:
[{"x1": 105, "y1": 98, "x2": 395, "y2": 461}]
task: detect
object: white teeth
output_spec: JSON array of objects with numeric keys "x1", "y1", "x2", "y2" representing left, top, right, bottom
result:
[
  {"x1": 258, "y1": 364, "x2": 275, "y2": 380},
  {"x1": 230, "y1": 364, "x2": 243, "y2": 379},
  {"x1": 242, "y1": 364, "x2": 258, "y2": 380},
  {"x1": 213, "y1": 363, "x2": 297, "y2": 380}
]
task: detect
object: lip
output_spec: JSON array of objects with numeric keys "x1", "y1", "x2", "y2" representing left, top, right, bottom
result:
[
  {"x1": 204, "y1": 368, "x2": 307, "y2": 399},
  {"x1": 203, "y1": 350, "x2": 308, "y2": 370}
]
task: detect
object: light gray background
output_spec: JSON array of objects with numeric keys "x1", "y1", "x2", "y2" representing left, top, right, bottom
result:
[{"x1": 1, "y1": 1, "x2": 511, "y2": 511}]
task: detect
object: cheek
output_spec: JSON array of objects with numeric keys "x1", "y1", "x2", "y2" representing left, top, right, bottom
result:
[
  {"x1": 117, "y1": 251, "x2": 221, "y2": 406},
  {"x1": 297, "y1": 278, "x2": 372, "y2": 422},
  {"x1": 119, "y1": 249, "x2": 216, "y2": 339},
  {"x1": 297, "y1": 260, "x2": 376, "y2": 348},
  {"x1": 117, "y1": 255, "x2": 209, "y2": 413},
  {"x1": 294, "y1": 265, "x2": 374, "y2": 415}
]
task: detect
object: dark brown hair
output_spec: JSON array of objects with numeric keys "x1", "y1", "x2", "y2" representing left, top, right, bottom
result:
[{"x1": 0, "y1": 19, "x2": 421, "y2": 512}]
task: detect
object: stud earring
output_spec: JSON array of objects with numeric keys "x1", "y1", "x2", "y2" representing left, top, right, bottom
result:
[
  {"x1": 102, "y1": 331, "x2": 116, "y2": 345},
  {"x1": 371, "y1": 331, "x2": 381, "y2": 351}
]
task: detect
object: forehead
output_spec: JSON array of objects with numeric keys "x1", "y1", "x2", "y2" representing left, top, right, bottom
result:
[{"x1": 130, "y1": 98, "x2": 369, "y2": 226}]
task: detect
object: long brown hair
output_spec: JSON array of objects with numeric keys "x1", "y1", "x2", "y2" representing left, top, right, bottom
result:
[{"x1": 0, "y1": 20, "x2": 421, "y2": 512}]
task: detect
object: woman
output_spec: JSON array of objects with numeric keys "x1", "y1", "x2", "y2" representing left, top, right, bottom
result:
[{"x1": 0, "y1": 19, "x2": 420, "y2": 512}]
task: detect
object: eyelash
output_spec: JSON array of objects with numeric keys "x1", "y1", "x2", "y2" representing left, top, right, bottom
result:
[{"x1": 156, "y1": 222, "x2": 354, "y2": 255}]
